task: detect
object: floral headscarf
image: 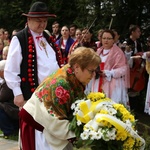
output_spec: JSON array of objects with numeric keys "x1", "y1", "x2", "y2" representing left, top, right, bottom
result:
[{"x1": 35, "y1": 64, "x2": 85, "y2": 120}]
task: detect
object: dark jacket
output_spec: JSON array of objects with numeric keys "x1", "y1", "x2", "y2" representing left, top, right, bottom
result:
[
  {"x1": 0, "y1": 81, "x2": 19, "y2": 120},
  {"x1": 126, "y1": 38, "x2": 143, "y2": 55}
]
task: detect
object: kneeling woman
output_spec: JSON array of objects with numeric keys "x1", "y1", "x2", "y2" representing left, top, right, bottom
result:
[{"x1": 19, "y1": 47, "x2": 100, "y2": 150}]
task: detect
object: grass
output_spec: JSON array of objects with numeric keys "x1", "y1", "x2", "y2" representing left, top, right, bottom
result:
[
  {"x1": 0, "y1": 130, "x2": 2, "y2": 134},
  {"x1": 136, "y1": 122, "x2": 150, "y2": 150},
  {"x1": 0, "y1": 130, "x2": 18, "y2": 141}
]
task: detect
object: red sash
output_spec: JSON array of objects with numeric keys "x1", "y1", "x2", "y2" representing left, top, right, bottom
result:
[{"x1": 98, "y1": 62, "x2": 105, "y2": 92}]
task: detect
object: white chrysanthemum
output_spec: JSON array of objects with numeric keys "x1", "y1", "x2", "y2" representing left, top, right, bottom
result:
[
  {"x1": 101, "y1": 129, "x2": 110, "y2": 141},
  {"x1": 95, "y1": 130, "x2": 102, "y2": 140},
  {"x1": 111, "y1": 128, "x2": 116, "y2": 134},
  {"x1": 89, "y1": 130, "x2": 97, "y2": 140},
  {"x1": 125, "y1": 119, "x2": 132, "y2": 127},
  {"x1": 102, "y1": 135, "x2": 110, "y2": 141},
  {"x1": 102, "y1": 132, "x2": 111, "y2": 141},
  {"x1": 98, "y1": 128, "x2": 102, "y2": 133},
  {"x1": 71, "y1": 99, "x2": 83, "y2": 110},
  {"x1": 77, "y1": 120, "x2": 82, "y2": 126},
  {"x1": 71, "y1": 103, "x2": 76, "y2": 110},
  {"x1": 108, "y1": 135, "x2": 116, "y2": 140},
  {"x1": 75, "y1": 106, "x2": 80, "y2": 112},
  {"x1": 80, "y1": 131, "x2": 89, "y2": 140},
  {"x1": 73, "y1": 107, "x2": 80, "y2": 115},
  {"x1": 108, "y1": 128, "x2": 116, "y2": 140}
]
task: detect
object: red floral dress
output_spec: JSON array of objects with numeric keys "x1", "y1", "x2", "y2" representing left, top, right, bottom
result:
[{"x1": 35, "y1": 64, "x2": 85, "y2": 120}]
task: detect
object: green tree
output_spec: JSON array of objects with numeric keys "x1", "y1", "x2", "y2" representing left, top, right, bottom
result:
[
  {"x1": 0, "y1": 0, "x2": 32, "y2": 33},
  {"x1": 0, "y1": 0, "x2": 150, "y2": 41}
]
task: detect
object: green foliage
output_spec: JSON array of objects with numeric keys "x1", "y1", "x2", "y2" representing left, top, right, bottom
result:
[
  {"x1": 0, "y1": 129, "x2": 18, "y2": 141},
  {"x1": 0, "y1": 0, "x2": 32, "y2": 33},
  {"x1": 0, "y1": 0, "x2": 150, "y2": 40}
]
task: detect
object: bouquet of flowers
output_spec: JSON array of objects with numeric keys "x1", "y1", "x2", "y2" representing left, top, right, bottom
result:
[{"x1": 69, "y1": 92, "x2": 145, "y2": 150}]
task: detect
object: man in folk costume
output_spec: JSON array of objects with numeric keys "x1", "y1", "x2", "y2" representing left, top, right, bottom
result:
[
  {"x1": 4, "y1": 1, "x2": 63, "y2": 149},
  {"x1": 125, "y1": 25, "x2": 148, "y2": 112}
]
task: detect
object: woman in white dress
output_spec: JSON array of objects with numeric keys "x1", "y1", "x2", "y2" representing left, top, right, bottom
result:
[{"x1": 89, "y1": 29, "x2": 130, "y2": 108}]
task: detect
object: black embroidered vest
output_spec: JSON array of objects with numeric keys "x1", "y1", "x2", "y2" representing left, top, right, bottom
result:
[{"x1": 16, "y1": 27, "x2": 62, "y2": 100}]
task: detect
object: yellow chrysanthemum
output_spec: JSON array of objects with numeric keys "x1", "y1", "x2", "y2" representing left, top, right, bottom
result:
[
  {"x1": 70, "y1": 92, "x2": 145, "y2": 150},
  {"x1": 123, "y1": 137, "x2": 135, "y2": 150},
  {"x1": 134, "y1": 138, "x2": 144, "y2": 147},
  {"x1": 116, "y1": 130, "x2": 128, "y2": 141},
  {"x1": 113, "y1": 103, "x2": 135, "y2": 123},
  {"x1": 87, "y1": 92, "x2": 106, "y2": 102}
]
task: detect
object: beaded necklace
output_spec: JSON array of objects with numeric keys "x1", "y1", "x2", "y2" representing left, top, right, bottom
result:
[{"x1": 27, "y1": 29, "x2": 63, "y2": 68}]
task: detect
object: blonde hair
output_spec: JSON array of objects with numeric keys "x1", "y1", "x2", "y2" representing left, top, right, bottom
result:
[
  {"x1": 0, "y1": 39, "x2": 4, "y2": 46},
  {"x1": 69, "y1": 46, "x2": 101, "y2": 70},
  {"x1": 97, "y1": 29, "x2": 104, "y2": 35},
  {"x1": 0, "y1": 60, "x2": 6, "y2": 71},
  {"x1": 2, "y1": 46, "x2": 9, "y2": 60},
  {"x1": 3, "y1": 46, "x2": 9, "y2": 53}
]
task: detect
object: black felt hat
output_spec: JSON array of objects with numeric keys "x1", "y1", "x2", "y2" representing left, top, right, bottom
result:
[{"x1": 22, "y1": 1, "x2": 56, "y2": 18}]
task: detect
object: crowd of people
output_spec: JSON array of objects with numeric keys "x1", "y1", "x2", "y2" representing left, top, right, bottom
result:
[{"x1": 0, "y1": 1, "x2": 150, "y2": 150}]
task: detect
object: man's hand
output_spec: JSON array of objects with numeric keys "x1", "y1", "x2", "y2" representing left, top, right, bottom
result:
[{"x1": 14, "y1": 94, "x2": 26, "y2": 108}]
